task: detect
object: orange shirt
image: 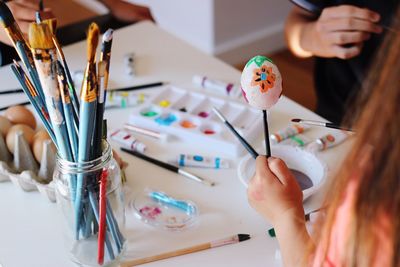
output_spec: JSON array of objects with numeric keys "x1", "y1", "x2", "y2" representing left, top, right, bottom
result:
[{"x1": 312, "y1": 180, "x2": 393, "y2": 267}]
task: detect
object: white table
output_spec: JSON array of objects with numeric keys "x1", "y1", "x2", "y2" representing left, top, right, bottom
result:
[{"x1": 0, "y1": 22, "x2": 351, "y2": 267}]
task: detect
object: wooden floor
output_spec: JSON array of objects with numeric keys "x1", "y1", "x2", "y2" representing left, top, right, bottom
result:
[{"x1": 235, "y1": 49, "x2": 316, "y2": 111}]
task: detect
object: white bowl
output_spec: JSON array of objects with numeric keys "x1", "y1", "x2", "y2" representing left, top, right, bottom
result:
[{"x1": 237, "y1": 144, "x2": 327, "y2": 200}]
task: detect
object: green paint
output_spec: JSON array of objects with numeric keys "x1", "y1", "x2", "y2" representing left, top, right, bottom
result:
[
  {"x1": 245, "y1": 55, "x2": 273, "y2": 68},
  {"x1": 290, "y1": 136, "x2": 305, "y2": 146},
  {"x1": 141, "y1": 110, "x2": 158, "y2": 117}
]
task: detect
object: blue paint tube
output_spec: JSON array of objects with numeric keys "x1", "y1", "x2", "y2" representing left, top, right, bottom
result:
[{"x1": 177, "y1": 154, "x2": 229, "y2": 169}]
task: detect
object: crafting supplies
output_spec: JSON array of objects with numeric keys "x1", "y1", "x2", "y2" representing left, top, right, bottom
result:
[
  {"x1": 123, "y1": 123, "x2": 168, "y2": 141},
  {"x1": 291, "y1": 118, "x2": 354, "y2": 132},
  {"x1": 240, "y1": 55, "x2": 283, "y2": 157},
  {"x1": 0, "y1": 89, "x2": 23, "y2": 94},
  {"x1": 306, "y1": 131, "x2": 352, "y2": 152},
  {"x1": 120, "y1": 147, "x2": 215, "y2": 186},
  {"x1": 120, "y1": 234, "x2": 251, "y2": 267},
  {"x1": 131, "y1": 189, "x2": 198, "y2": 231},
  {"x1": 110, "y1": 129, "x2": 146, "y2": 153},
  {"x1": 212, "y1": 107, "x2": 259, "y2": 159},
  {"x1": 176, "y1": 154, "x2": 229, "y2": 169},
  {"x1": 112, "y1": 82, "x2": 165, "y2": 92},
  {"x1": 280, "y1": 134, "x2": 310, "y2": 147},
  {"x1": 192, "y1": 75, "x2": 241, "y2": 98},
  {"x1": 129, "y1": 86, "x2": 262, "y2": 156},
  {"x1": 106, "y1": 91, "x2": 147, "y2": 108},
  {"x1": 270, "y1": 123, "x2": 310, "y2": 143}
]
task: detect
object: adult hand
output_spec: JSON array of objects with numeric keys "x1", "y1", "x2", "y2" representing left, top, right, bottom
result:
[
  {"x1": 247, "y1": 156, "x2": 304, "y2": 226},
  {"x1": 102, "y1": 0, "x2": 154, "y2": 23},
  {"x1": 0, "y1": 0, "x2": 54, "y2": 46},
  {"x1": 301, "y1": 5, "x2": 382, "y2": 59}
]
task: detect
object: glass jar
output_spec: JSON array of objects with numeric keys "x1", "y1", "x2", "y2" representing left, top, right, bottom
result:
[{"x1": 54, "y1": 141, "x2": 126, "y2": 266}]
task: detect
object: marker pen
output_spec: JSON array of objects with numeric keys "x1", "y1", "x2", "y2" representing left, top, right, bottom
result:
[
  {"x1": 177, "y1": 154, "x2": 229, "y2": 169},
  {"x1": 193, "y1": 75, "x2": 241, "y2": 98},
  {"x1": 270, "y1": 124, "x2": 310, "y2": 143},
  {"x1": 110, "y1": 129, "x2": 146, "y2": 153}
]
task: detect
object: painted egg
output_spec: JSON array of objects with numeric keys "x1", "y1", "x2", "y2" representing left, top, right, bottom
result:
[
  {"x1": 6, "y1": 124, "x2": 35, "y2": 153},
  {"x1": 0, "y1": 115, "x2": 12, "y2": 136},
  {"x1": 4, "y1": 105, "x2": 37, "y2": 129},
  {"x1": 240, "y1": 55, "x2": 282, "y2": 110},
  {"x1": 32, "y1": 130, "x2": 55, "y2": 162}
]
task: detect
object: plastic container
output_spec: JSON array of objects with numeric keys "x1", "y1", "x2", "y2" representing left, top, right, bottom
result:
[
  {"x1": 131, "y1": 189, "x2": 198, "y2": 231},
  {"x1": 237, "y1": 144, "x2": 327, "y2": 200},
  {"x1": 54, "y1": 141, "x2": 126, "y2": 266}
]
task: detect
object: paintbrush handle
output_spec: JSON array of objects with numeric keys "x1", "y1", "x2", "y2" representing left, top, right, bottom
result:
[
  {"x1": 121, "y1": 148, "x2": 179, "y2": 173},
  {"x1": 112, "y1": 82, "x2": 164, "y2": 92},
  {"x1": 0, "y1": 89, "x2": 23, "y2": 94},
  {"x1": 98, "y1": 170, "x2": 107, "y2": 265},
  {"x1": 262, "y1": 110, "x2": 271, "y2": 157},
  {"x1": 223, "y1": 121, "x2": 259, "y2": 159},
  {"x1": 120, "y1": 243, "x2": 211, "y2": 267}
]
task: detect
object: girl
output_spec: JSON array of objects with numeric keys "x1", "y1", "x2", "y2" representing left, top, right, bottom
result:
[{"x1": 248, "y1": 6, "x2": 400, "y2": 267}]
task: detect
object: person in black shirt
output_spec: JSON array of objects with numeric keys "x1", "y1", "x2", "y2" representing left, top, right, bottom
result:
[{"x1": 285, "y1": 1, "x2": 398, "y2": 124}]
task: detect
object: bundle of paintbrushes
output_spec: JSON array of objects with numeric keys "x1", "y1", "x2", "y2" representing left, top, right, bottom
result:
[{"x1": 0, "y1": 2, "x2": 124, "y2": 264}]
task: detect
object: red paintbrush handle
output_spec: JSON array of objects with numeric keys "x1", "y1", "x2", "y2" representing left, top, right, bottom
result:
[{"x1": 98, "y1": 169, "x2": 108, "y2": 265}]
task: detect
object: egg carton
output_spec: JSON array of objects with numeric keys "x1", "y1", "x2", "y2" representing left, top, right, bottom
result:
[{"x1": 0, "y1": 130, "x2": 56, "y2": 202}]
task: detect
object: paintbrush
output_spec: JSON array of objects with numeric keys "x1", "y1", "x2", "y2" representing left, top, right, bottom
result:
[
  {"x1": 39, "y1": 0, "x2": 44, "y2": 11},
  {"x1": 75, "y1": 22, "x2": 100, "y2": 240},
  {"x1": 44, "y1": 18, "x2": 80, "y2": 121},
  {"x1": 100, "y1": 29, "x2": 113, "y2": 90},
  {"x1": 212, "y1": 107, "x2": 259, "y2": 159},
  {"x1": 0, "y1": 101, "x2": 30, "y2": 111},
  {"x1": 120, "y1": 234, "x2": 251, "y2": 267},
  {"x1": 0, "y1": 88, "x2": 23, "y2": 94},
  {"x1": 12, "y1": 60, "x2": 56, "y2": 145},
  {"x1": 56, "y1": 61, "x2": 79, "y2": 161},
  {"x1": 29, "y1": 21, "x2": 73, "y2": 161},
  {"x1": 291, "y1": 118, "x2": 354, "y2": 132},
  {"x1": 0, "y1": 1, "x2": 34, "y2": 65},
  {"x1": 120, "y1": 148, "x2": 216, "y2": 186}
]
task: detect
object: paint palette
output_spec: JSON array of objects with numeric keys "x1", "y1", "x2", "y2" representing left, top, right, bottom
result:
[
  {"x1": 237, "y1": 144, "x2": 327, "y2": 200},
  {"x1": 129, "y1": 86, "x2": 263, "y2": 155}
]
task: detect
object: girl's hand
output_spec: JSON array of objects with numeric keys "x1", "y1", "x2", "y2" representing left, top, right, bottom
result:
[
  {"x1": 101, "y1": 0, "x2": 154, "y2": 23},
  {"x1": 301, "y1": 5, "x2": 382, "y2": 59},
  {"x1": 247, "y1": 156, "x2": 304, "y2": 226}
]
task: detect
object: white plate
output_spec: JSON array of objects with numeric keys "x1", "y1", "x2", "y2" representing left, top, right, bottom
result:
[{"x1": 237, "y1": 144, "x2": 327, "y2": 200}]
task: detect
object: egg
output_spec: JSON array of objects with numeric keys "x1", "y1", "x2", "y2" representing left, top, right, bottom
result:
[
  {"x1": 32, "y1": 130, "x2": 55, "y2": 162},
  {"x1": 4, "y1": 105, "x2": 37, "y2": 129},
  {"x1": 0, "y1": 115, "x2": 12, "y2": 136},
  {"x1": 6, "y1": 124, "x2": 35, "y2": 153}
]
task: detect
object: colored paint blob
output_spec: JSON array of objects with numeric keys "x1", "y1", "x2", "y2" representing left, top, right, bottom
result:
[
  {"x1": 203, "y1": 129, "x2": 215, "y2": 135},
  {"x1": 180, "y1": 120, "x2": 197, "y2": 129},
  {"x1": 141, "y1": 110, "x2": 158, "y2": 117},
  {"x1": 159, "y1": 100, "x2": 170, "y2": 108},
  {"x1": 290, "y1": 169, "x2": 313, "y2": 190},
  {"x1": 179, "y1": 107, "x2": 187, "y2": 112},
  {"x1": 198, "y1": 111, "x2": 209, "y2": 118},
  {"x1": 155, "y1": 113, "x2": 177, "y2": 126}
]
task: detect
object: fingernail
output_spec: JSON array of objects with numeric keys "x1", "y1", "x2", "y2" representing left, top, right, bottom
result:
[{"x1": 373, "y1": 13, "x2": 381, "y2": 22}]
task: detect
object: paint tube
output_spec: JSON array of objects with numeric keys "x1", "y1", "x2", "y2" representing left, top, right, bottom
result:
[
  {"x1": 270, "y1": 124, "x2": 310, "y2": 143},
  {"x1": 192, "y1": 75, "x2": 241, "y2": 98},
  {"x1": 176, "y1": 154, "x2": 229, "y2": 169},
  {"x1": 109, "y1": 129, "x2": 146, "y2": 153},
  {"x1": 306, "y1": 131, "x2": 351, "y2": 152},
  {"x1": 105, "y1": 91, "x2": 146, "y2": 109},
  {"x1": 281, "y1": 134, "x2": 310, "y2": 147}
]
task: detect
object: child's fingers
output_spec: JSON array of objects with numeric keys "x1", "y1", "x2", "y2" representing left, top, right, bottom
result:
[
  {"x1": 267, "y1": 157, "x2": 295, "y2": 186},
  {"x1": 322, "y1": 5, "x2": 380, "y2": 22},
  {"x1": 254, "y1": 155, "x2": 281, "y2": 185}
]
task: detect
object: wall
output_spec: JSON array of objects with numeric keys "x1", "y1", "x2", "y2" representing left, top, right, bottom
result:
[{"x1": 126, "y1": 0, "x2": 292, "y2": 65}]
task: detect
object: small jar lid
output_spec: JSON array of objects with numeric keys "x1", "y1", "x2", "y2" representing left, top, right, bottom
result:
[{"x1": 130, "y1": 189, "x2": 198, "y2": 231}]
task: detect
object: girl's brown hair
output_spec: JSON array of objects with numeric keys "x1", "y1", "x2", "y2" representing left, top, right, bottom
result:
[{"x1": 309, "y1": 8, "x2": 400, "y2": 267}]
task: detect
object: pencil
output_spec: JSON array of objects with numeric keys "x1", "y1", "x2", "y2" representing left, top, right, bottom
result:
[
  {"x1": 120, "y1": 234, "x2": 251, "y2": 267},
  {"x1": 291, "y1": 118, "x2": 354, "y2": 132},
  {"x1": 212, "y1": 107, "x2": 259, "y2": 159},
  {"x1": 120, "y1": 148, "x2": 215, "y2": 186}
]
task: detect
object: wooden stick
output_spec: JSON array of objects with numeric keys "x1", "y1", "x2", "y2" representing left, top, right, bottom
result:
[{"x1": 120, "y1": 234, "x2": 250, "y2": 267}]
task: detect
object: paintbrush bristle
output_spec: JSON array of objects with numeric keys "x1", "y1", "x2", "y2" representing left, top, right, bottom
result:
[
  {"x1": 43, "y1": 18, "x2": 57, "y2": 34},
  {"x1": 28, "y1": 23, "x2": 54, "y2": 50},
  {"x1": 0, "y1": 1, "x2": 15, "y2": 27},
  {"x1": 291, "y1": 118, "x2": 301, "y2": 123},
  {"x1": 238, "y1": 234, "x2": 251, "y2": 242},
  {"x1": 87, "y1": 23, "x2": 100, "y2": 62}
]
